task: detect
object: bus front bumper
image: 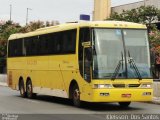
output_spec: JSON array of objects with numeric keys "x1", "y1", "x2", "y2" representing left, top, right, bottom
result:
[{"x1": 87, "y1": 89, "x2": 153, "y2": 103}]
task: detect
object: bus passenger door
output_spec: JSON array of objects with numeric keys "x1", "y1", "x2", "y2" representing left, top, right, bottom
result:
[
  {"x1": 81, "y1": 43, "x2": 93, "y2": 100},
  {"x1": 83, "y1": 46, "x2": 92, "y2": 82}
]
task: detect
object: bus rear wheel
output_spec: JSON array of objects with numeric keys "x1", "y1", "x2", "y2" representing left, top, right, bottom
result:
[
  {"x1": 26, "y1": 80, "x2": 36, "y2": 99},
  {"x1": 72, "y1": 84, "x2": 81, "y2": 107},
  {"x1": 119, "y1": 102, "x2": 131, "y2": 108},
  {"x1": 19, "y1": 80, "x2": 26, "y2": 98}
]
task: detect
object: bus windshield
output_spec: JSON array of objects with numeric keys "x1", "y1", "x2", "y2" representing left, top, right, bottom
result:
[{"x1": 92, "y1": 28, "x2": 151, "y2": 79}]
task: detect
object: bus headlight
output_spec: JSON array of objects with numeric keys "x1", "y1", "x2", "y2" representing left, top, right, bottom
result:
[
  {"x1": 141, "y1": 84, "x2": 152, "y2": 88},
  {"x1": 93, "y1": 84, "x2": 113, "y2": 89}
]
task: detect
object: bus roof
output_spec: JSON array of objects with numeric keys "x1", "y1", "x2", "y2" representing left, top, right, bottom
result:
[{"x1": 8, "y1": 21, "x2": 147, "y2": 40}]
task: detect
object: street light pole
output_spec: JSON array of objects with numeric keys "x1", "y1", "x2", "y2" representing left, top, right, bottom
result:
[
  {"x1": 26, "y1": 8, "x2": 32, "y2": 25},
  {"x1": 10, "y1": 4, "x2": 12, "y2": 21}
]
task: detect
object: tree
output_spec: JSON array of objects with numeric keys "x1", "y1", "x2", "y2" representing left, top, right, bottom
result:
[
  {"x1": 0, "y1": 21, "x2": 21, "y2": 57},
  {"x1": 20, "y1": 20, "x2": 45, "y2": 33},
  {"x1": 0, "y1": 20, "x2": 60, "y2": 73},
  {"x1": 0, "y1": 20, "x2": 22, "y2": 73},
  {"x1": 109, "y1": 6, "x2": 160, "y2": 29},
  {"x1": 20, "y1": 20, "x2": 59, "y2": 33}
]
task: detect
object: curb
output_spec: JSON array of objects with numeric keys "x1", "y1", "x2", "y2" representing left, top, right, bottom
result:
[
  {"x1": 152, "y1": 97, "x2": 160, "y2": 104},
  {"x1": 0, "y1": 82, "x2": 8, "y2": 87},
  {"x1": 0, "y1": 74, "x2": 7, "y2": 83}
]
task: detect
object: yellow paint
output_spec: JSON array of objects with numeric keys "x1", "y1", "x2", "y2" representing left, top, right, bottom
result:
[{"x1": 7, "y1": 21, "x2": 152, "y2": 103}]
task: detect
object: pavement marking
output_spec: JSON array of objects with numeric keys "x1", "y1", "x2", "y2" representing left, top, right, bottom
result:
[
  {"x1": 152, "y1": 97, "x2": 160, "y2": 104},
  {"x1": 25, "y1": 99, "x2": 40, "y2": 104}
]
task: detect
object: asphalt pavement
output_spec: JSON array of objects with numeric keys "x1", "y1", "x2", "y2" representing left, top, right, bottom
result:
[
  {"x1": 0, "y1": 74, "x2": 160, "y2": 105},
  {"x1": 0, "y1": 86, "x2": 160, "y2": 120}
]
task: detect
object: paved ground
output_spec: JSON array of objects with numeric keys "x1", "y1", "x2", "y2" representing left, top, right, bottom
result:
[
  {"x1": 152, "y1": 97, "x2": 160, "y2": 104},
  {"x1": 0, "y1": 86, "x2": 160, "y2": 120},
  {"x1": 0, "y1": 74, "x2": 160, "y2": 105}
]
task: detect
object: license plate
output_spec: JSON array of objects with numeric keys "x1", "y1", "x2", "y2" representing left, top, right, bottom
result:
[{"x1": 121, "y1": 94, "x2": 131, "y2": 98}]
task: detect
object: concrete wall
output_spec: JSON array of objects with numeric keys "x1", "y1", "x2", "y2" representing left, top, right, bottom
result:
[
  {"x1": 153, "y1": 81, "x2": 160, "y2": 97},
  {"x1": 112, "y1": 1, "x2": 143, "y2": 14},
  {"x1": 0, "y1": 74, "x2": 7, "y2": 86},
  {"x1": 0, "y1": 74, "x2": 7, "y2": 83},
  {"x1": 112, "y1": 0, "x2": 160, "y2": 14}
]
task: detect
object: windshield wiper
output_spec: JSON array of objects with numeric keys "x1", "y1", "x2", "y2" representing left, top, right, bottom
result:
[
  {"x1": 111, "y1": 52, "x2": 124, "y2": 80},
  {"x1": 128, "y1": 51, "x2": 142, "y2": 80}
]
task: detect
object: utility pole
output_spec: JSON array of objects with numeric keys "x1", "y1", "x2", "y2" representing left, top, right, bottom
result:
[
  {"x1": 26, "y1": 8, "x2": 32, "y2": 25},
  {"x1": 10, "y1": 4, "x2": 12, "y2": 21}
]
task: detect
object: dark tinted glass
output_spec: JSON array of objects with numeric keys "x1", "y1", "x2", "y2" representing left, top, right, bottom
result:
[
  {"x1": 8, "y1": 39, "x2": 23, "y2": 57},
  {"x1": 8, "y1": 29, "x2": 77, "y2": 57}
]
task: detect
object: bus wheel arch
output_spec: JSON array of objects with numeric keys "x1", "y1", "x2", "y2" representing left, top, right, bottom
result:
[
  {"x1": 69, "y1": 80, "x2": 81, "y2": 107},
  {"x1": 19, "y1": 77, "x2": 26, "y2": 98}
]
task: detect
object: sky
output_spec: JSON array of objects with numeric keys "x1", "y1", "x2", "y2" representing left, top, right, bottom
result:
[{"x1": 0, "y1": 0, "x2": 142, "y2": 25}]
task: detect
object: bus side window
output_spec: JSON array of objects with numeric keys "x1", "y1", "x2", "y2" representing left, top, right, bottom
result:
[
  {"x1": 8, "y1": 39, "x2": 23, "y2": 57},
  {"x1": 79, "y1": 28, "x2": 91, "y2": 79}
]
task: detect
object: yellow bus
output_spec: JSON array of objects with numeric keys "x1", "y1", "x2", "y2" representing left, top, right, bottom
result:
[{"x1": 7, "y1": 21, "x2": 153, "y2": 107}]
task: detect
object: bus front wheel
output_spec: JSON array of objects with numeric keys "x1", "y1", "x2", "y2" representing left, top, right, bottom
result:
[
  {"x1": 119, "y1": 102, "x2": 131, "y2": 108},
  {"x1": 26, "y1": 80, "x2": 36, "y2": 99},
  {"x1": 72, "y1": 84, "x2": 81, "y2": 107}
]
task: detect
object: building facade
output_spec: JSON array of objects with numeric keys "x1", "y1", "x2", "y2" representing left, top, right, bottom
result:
[
  {"x1": 112, "y1": 0, "x2": 160, "y2": 14},
  {"x1": 93, "y1": 0, "x2": 111, "y2": 21}
]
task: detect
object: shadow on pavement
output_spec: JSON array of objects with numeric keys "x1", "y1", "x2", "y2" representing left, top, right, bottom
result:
[{"x1": 17, "y1": 94, "x2": 143, "y2": 111}]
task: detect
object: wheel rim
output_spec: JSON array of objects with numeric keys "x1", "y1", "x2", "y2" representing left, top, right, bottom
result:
[
  {"x1": 27, "y1": 83, "x2": 32, "y2": 97},
  {"x1": 20, "y1": 86, "x2": 24, "y2": 95},
  {"x1": 73, "y1": 89, "x2": 80, "y2": 104}
]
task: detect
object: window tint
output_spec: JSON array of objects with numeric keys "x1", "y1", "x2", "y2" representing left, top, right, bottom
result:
[
  {"x1": 8, "y1": 39, "x2": 23, "y2": 57},
  {"x1": 61, "y1": 30, "x2": 76, "y2": 54},
  {"x1": 78, "y1": 28, "x2": 91, "y2": 77},
  {"x1": 8, "y1": 29, "x2": 77, "y2": 57},
  {"x1": 24, "y1": 36, "x2": 39, "y2": 56}
]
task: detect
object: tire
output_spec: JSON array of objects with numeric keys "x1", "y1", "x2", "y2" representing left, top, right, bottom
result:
[
  {"x1": 72, "y1": 84, "x2": 81, "y2": 107},
  {"x1": 119, "y1": 102, "x2": 131, "y2": 108},
  {"x1": 26, "y1": 80, "x2": 36, "y2": 99},
  {"x1": 19, "y1": 80, "x2": 26, "y2": 98}
]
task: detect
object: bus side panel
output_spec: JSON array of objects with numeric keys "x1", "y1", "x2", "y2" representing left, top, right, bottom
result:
[{"x1": 7, "y1": 58, "x2": 28, "y2": 90}]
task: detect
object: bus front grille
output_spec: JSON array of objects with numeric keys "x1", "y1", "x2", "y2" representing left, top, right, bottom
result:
[
  {"x1": 128, "y1": 84, "x2": 140, "y2": 87},
  {"x1": 113, "y1": 84, "x2": 140, "y2": 88},
  {"x1": 113, "y1": 84, "x2": 125, "y2": 88}
]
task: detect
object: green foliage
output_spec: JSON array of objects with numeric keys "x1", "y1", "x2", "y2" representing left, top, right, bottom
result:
[
  {"x1": 0, "y1": 21, "x2": 21, "y2": 57},
  {"x1": 149, "y1": 28, "x2": 160, "y2": 54},
  {"x1": 21, "y1": 20, "x2": 45, "y2": 33},
  {"x1": 109, "y1": 6, "x2": 160, "y2": 27}
]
